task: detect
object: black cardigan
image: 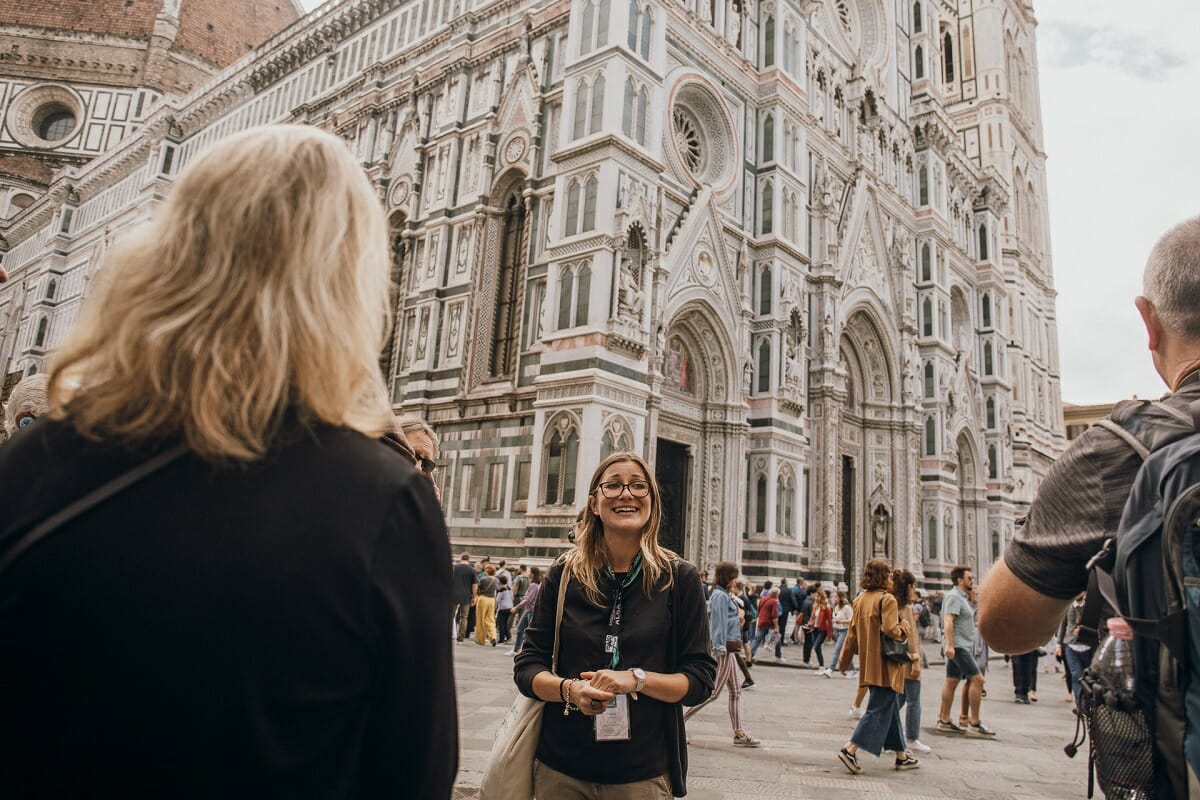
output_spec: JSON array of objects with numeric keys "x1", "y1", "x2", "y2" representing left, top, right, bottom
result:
[
  {"x1": 0, "y1": 418, "x2": 458, "y2": 799},
  {"x1": 514, "y1": 558, "x2": 715, "y2": 794}
]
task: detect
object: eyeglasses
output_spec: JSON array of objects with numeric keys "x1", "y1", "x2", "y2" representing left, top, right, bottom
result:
[
  {"x1": 596, "y1": 480, "x2": 650, "y2": 499},
  {"x1": 418, "y1": 457, "x2": 437, "y2": 475}
]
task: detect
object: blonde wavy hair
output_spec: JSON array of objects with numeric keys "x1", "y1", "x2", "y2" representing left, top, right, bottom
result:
[
  {"x1": 48, "y1": 125, "x2": 393, "y2": 461},
  {"x1": 565, "y1": 451, "x2": 677, "y2": 605}
]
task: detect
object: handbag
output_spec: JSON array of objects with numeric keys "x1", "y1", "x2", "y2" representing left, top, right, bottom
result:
[
  {"x1": 878, "y1": 594, "x2": 912, "y2": 664},
  {"x1": 478, "y1": 564, "x2": 570, "y2": 800}
]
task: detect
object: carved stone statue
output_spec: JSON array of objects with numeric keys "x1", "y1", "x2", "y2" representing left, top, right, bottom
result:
[
  {"x1": 784, "y1": 340, "x2": 801, "y2": 386},
  {"x1": 617, "y1": 257, "x2": 645, "y2": 320},
  {"x1": 726, "y1": 1, "x2": 741, "y2": 47},
  {"x1": 820, "y1": 313, "x2": 836, "y2": 358},
  {"x1": 872, "y1": 508, "x2": 888, "y2": 557}
]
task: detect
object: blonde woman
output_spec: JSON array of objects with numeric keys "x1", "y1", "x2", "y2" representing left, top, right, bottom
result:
[
  {"x1": 0, "y1": 126, "x2": 456, "y2": 797},
  {"x1": 514, "y1": 452, "x2": 716, "y2": 798}
]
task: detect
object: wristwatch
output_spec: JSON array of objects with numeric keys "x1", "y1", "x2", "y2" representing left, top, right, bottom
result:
[{"x1": 630, "y1": 667, "x2": 647, "y2": 699}]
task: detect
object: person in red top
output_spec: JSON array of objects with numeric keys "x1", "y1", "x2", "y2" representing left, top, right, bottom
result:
[
  {"x1": 810, "y1": 587, "x2": 835, "y2": 675},
  {"x1": 750, "y1": 586, "x2": 781, "y2": 661}
]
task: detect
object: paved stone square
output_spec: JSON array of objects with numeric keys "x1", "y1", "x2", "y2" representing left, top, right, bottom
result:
[{"x1": 451, "y1": 640, "x2": 1089, "y2": 800}]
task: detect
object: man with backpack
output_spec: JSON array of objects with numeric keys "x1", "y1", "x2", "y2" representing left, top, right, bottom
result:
[{"x1": 978, "y1": 215, "x2": 1200, "y2": 797}]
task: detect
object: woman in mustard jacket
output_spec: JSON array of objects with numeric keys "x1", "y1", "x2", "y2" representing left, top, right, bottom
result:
[{"x1": 835, "y1": 558, "x2": 919, "y2": 774}]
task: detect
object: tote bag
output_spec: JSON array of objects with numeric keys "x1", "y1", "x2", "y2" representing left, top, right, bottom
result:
[{"x1": 478, "y1": 567, "x2": 570, "y2": 800}]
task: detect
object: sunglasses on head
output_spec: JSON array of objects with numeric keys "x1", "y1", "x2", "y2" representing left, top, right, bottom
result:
[{"x1": 418, "y1": 456, "x2": 437, "y2": 475}]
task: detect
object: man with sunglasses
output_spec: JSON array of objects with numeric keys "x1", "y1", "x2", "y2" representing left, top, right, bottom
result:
[{"x1": 396, "y1": 416, "x2": 440, "y2": 502}]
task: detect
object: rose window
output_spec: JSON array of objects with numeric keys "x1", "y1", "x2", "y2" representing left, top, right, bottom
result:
[{"x1": 672, "y1": 108, "x2": 704, "y2": 175}]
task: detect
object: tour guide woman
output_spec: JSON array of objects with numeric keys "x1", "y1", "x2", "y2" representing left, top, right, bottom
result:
[{"x1": 514, "y1": 452, "x2": 716, "y2": 798}]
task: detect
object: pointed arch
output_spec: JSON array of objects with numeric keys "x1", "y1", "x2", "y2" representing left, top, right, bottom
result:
[
  {"x1": 34, "y1": 315, "x2": 49, "y2": 348},
  {"x1": 543, "y1": 413, "x2": 581, "y2": 505},
  {"x1": 943, "y1": 30, "x2": 955, "y2": 82},
  {"x1": 583, "y1": 175, "x2": 598, "y2": 231},
  {"x1": 589, "y1": 75, "x2": 606, "y2": 134}
]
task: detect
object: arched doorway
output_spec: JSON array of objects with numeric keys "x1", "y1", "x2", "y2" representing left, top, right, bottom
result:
[
  {"x1": 654, "y1": 301, "x2": 739, "y2": 567},
  {"x1": 835, "y1": 309, "x2": 899, "y2": 586},
  {"x1": 954, "y1": 430, "x2": 984, "y2": 568}
]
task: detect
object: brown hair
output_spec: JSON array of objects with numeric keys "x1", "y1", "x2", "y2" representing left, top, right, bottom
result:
[
  {"x1": 713, "y1": 561, "x2": 739, "y2": 588},
  {"x1": 891, "y1": 569, "x2": 916, "y2": 609},
  {"x1": 860, "y1": 558, "x2": 892, "y2": 591},
  {"x1": 567, "y1": 451, "x2": 676, "y2": 605},
  {"x1": 950, "y1": 565, "x2": 971, "y2": 585},
  {"x1": 484, "y1": 564, "x2": 496, "y2": 576}
]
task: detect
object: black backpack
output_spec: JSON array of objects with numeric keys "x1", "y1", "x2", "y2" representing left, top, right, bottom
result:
[{"x1": 1076, "y1": 398, "x2": 1200, "y2": 798}]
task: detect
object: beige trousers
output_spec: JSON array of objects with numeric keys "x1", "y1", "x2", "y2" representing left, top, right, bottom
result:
[{"x1": 533, "y1": 760, "x2": 671, "y2": 800}]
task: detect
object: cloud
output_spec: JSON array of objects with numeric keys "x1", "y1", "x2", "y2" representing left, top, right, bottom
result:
[{"x1": 1039, "y1": 22, "x2": 1187, "y2": 79}]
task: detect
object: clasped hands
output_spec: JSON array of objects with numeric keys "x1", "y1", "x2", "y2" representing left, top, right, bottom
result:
[{"x1": 567, "y1": 669, "x2": 638, "y2": 717}]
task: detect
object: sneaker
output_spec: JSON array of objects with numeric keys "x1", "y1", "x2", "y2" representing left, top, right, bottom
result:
[
  {"x1": 733, "y1": 732, "x2": 761, "y2": 747},
  {"x1": 838, "y1": 747, "x2": 863, "y2": 775},
  {"x1": 908, "y1": 739, "x2": 932, "y2": 754},
  {"x1": 821, "y1": 668, "x2": 833, "y2": 678},
  {"x1": 894, "y1": 755, "x2": 921, "y2": 770},
  {"x1": 849, "y1": 706, "x2": 863, "y2": 719},
  {"x1": 741, "y1": 679, "x2": 757, "y2": 690},
  {"x1": 967, "y1": 721, "x2": 996, "y2": 737},
  {"x1": 503, "y1": 649, "x2": 515, "y2": 656},
  {"x1": 1014, "y1": 694, "x2": 1031, "y2": 704},
  {"x1": 935, "y1": 719, "x2": 966, "y2": 734},
  {"x1": 776, "y1": 655, "x2": 786, "y2": 662}
]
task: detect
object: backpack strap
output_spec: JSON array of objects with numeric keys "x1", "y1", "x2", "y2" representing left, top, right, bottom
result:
[
  {"x1": 1082, "y1": 538, "x2": 1189, "y2": 660},
  {"x1": 1093, "y1": 418, "x2": 1151, "y2": 459}
]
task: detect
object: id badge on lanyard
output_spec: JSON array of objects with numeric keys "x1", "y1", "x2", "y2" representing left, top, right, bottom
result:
[{"x1": 594, "y1": 554, "x2": 642, "y2": 743}]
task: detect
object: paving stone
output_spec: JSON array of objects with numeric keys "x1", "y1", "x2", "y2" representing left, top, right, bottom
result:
[{"x1": 450, "y1": 640, "x2": 1089, "y2": 798}]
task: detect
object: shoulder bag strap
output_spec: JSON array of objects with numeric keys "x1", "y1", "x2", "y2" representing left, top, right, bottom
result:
[
  {"x1": 0, "y1": 443, "x2": 189, "y2": 578},
  {"x1": 550, "y1": 564, "x2": 571, "y2": 674}
]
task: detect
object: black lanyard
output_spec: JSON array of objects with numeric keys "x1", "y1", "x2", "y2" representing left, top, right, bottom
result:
[{"x1": 602, "y1": 553, "x2": 643, "y2": 670}]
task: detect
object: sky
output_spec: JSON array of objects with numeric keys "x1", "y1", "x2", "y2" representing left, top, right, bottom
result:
[
  {"x1": 1034, "y1": 0, "x2": 1200, "y2": 404},
  {"x1": 295, "y1": 0, "x2": 1199, "y2": 404}
]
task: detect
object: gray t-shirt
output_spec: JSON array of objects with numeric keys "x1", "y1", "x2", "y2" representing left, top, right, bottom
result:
[
  {"x1": 1005, "y1": 376, "x2": 1200, "y2": 600},
  {"x1": 941, "y1": 586, "x2": 975, "y2": 650}
]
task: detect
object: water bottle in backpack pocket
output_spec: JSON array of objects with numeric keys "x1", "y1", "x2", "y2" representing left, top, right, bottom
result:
[{"x1": 1077, "y1": 618, "x2": 1154, "y2": 799}]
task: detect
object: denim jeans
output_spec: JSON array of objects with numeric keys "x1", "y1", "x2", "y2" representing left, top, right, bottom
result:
[
  {"x1": 850, "y1": 685, "x2": 907, "y2": 756},
  {"x1": 898, "y1": 678, "x2": 922, "y2": 742},
  {"x1": 809, "y1": 629, "x2": 828, "y2": 666},
  {"x1": 830, "y1": 628, "x2": 850, "y2": 670},
  {"x1": 513, "y1": 610, "x2": 533, "y2": 652},
  {"x1": 751, "y1": 624, "x2": 777, "y2": 658},
  {"x1": 1064, "y1": 646, "x2": 1094, "y2": 708}
]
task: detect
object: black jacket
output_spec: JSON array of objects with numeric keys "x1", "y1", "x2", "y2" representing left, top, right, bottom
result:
[{"x1": 0, "y1": 418, "x2": 457, "y2": 799}]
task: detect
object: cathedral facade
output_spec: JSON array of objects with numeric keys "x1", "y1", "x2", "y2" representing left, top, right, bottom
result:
[{"x1": 0, "y1": 0, "x2": 1064, "y2": 586}]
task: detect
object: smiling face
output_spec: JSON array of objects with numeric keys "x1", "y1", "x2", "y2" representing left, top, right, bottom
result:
[{"x1": 587, "y1": 459, "x2": 653, "y2": 540}]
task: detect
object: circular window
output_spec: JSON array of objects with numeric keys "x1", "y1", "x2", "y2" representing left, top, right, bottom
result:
[
  {"x1": 36, "y1": 107, "x2": 76, "y2": 142},
  {"x1": 666, "y1": 78, "x2": 738, "y2": 196},
  {"x1": 10, "y1": 193, "x2": 34, "y2": 211},
  {"x1": 4, "y1": 83, "x2": 85, "y2": 149},
  {"x1": 672, "y1": 108, "x2": 704, "y2": 176}
]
